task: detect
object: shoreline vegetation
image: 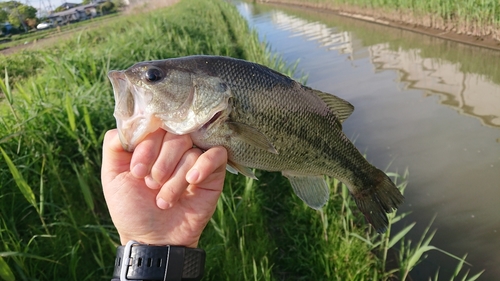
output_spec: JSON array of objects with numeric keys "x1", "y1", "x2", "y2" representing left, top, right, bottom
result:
[
  {"x1": 262, "y1": 0, "x2": 500, "y2": 51},
  {"x1": 0, "y1": 0, "x2": 482, "y2": 280}
]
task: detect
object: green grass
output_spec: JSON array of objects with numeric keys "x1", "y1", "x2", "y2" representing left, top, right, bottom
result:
[
  {"x1": 270, "y1": 0, "x2": 500, "y2": 39},
  {"x1": 0, "y1": 0, "x2": 480, "y2": 280}
]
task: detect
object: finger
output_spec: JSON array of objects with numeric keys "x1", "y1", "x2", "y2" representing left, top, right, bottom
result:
[
  {"x1": 101, "y1": 129, "x2": 132, "y2": 186},
  {"x1": 186, "y1": 146, "x2": 227, "y2": 190},
  {"x1": 147, "y1": 133, "x2": 193, "y2": 189},
  {"x1": 156, "y1": 148, "x2": 202, "y2": 209},
  {"x1": 129, "y1": 129, "x2": 166, "y2": 179}
]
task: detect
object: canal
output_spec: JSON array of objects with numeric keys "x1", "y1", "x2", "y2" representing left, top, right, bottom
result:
[{"x1": 237, "y1": 2, "x2": 500, "y2": 280}]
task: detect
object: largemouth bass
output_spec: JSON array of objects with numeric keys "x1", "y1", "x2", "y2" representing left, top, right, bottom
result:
[{"x1": 108, "y1": 55, "x2": 404, "y2": 232}]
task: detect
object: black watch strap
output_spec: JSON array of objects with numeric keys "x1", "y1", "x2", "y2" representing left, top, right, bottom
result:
[{"x1": 112, "y1": 243, "x2": 205, "y2": 281}]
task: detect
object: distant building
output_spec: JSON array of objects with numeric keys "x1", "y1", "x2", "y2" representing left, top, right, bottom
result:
[
  {"x1": 48, "y1": 1, "x2": 108, "y2": 25},
  {"x1": 56, "y1": 2, "x2": 80, "y2": 11}
]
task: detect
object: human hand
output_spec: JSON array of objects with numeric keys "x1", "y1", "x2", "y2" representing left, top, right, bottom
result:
[{"x1": 101, "y1": 129, "x2": 227, "y2": 248}]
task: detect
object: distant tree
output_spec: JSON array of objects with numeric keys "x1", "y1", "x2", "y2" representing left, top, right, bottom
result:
[
  {"x1": 0, "y1": 1, "x2": 13, "y2": 9},
  {"x1": 0, "y1": 1, "x2": 28, "y2": 13},
  {"x1": 99, "y1": 1, "x2": 116, "y2": 14},
  {"x1": 8, "y1": 10, "x2": 20, "y2": 27},
  {"x1": 0, "y1": 9, "x2": 8, "y2": 23},
  {"x1": 82, "y1": 0, "x2": 92, "y2": 4},
  {"x1": 17, "y1": 5, "x2": 37, "y2": 19},
  {"x1": 8, "y1": 4, "x2": 37, "y2": 28}
]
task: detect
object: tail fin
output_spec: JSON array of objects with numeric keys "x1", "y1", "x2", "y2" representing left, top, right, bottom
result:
[{"x1": 352, "y1": 169, "x2": 404, "y2": 233}]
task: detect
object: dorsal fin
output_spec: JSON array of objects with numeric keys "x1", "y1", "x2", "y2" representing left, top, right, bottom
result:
[{"x1": 312, "y1": 89, "x2": 354, "y2": 123}]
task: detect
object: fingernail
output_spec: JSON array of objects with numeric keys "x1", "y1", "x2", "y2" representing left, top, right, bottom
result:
[
  {"x1": 145, "y1": 175, "x2": 161, "y2": 189},
  {"x1": 156, "y1": 197, "x2": 171, "y2": 209},
  {"x1": 186, "y1": 169, "x2": 200, "y2": 183},
  {"x1": 131, "y1": 163, "x2": 148, "y2": 178}
]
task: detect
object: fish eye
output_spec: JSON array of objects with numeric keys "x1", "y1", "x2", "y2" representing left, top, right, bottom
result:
[{"x1": 145, "y1": 67, "x2": 164, "y2": 82}]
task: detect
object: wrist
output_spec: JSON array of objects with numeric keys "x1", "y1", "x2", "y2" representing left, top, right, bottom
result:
[
  {"x1": 119, "y1": 236, "x2": 200, "y2": 248},
  {"x1": 113, "y1": 240, "x2": 205, "y2": 281}
]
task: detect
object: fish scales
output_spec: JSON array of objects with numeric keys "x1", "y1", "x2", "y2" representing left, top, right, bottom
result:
[
  {"x1": 190, "y1": 57, "x2": 369, "y2": 180},
  {"x1": 108, "y1": 55, "x2": 404, "y2": 232}
]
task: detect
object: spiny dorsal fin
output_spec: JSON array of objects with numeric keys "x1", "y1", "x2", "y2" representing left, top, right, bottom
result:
[{"x1": 312, "y1": 89, "x2": 354, "y2": 123}]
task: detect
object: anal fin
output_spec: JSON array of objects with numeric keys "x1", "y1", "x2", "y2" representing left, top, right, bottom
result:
[{"x1": 282, "y1": 172, "x2": 330, "y2": 209}]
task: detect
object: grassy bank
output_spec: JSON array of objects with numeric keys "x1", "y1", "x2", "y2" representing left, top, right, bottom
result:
[
  {"x1": 0, "y1": 0, "x2": 286, "y2": 279},
  {"x1": 0, "y1": 0, "x2": 460, "y2": 280},
  {"x1": 266, "y1": 0, "x2": 500, "y2": 41}
]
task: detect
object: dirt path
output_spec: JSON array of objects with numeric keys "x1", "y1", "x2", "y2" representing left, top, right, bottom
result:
[
  {"x1": 1, "y1": 30, "x2": 82, "y2": 56},
  {"x1": 0, "y1": 18, "x2": 118, "y2": 56},
  {"x1": 265, "y1": 0, "x2": 500, "y2": 52}
]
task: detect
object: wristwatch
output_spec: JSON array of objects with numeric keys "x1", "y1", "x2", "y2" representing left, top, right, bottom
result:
[{"x1": 112, "y1": 241, "x2": 205, "y2": 281}]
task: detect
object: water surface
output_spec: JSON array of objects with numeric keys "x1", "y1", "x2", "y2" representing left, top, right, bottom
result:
[{"x1": 237, "y1": 3, "x2": 500, "y2": 280}]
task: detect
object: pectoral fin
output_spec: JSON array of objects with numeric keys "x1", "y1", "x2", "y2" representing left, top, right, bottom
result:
[
  {"x1": 282, "y1": 172, "x2": 330, "y2": 209},
  {"x1": 228, "y1": 122, "x2": 278, "y2": 154},
  {"x1": 227, "y1": 159, "x2": 257, "y2": 179}
]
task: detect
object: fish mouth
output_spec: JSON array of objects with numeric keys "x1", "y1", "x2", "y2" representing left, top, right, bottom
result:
[{"x1": 108, "y1": 70, "x2": 161, "y2": 151}]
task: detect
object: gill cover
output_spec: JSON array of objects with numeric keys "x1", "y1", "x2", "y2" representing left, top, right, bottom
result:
[{"x1": 108, "y1": 62, "x2": 232, "y2": 151}]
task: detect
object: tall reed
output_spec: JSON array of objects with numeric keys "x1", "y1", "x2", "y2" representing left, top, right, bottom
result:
[{"x1": 269, "y1": 0, "x2": 500, "y2": 40}]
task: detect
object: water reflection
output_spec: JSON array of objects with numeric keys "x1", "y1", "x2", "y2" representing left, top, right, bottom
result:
[
  {"x1": 272, "y1": 12, "x2": 354, "y2": 54},
  {"x1": 238, "y1": 2, "x2": 500, "y2": 280},
  {"x1": 369, "y1": 44, "x2": 500, "y2": 128},
  {"x1": 268, "y1": 10, "x2": 500, "y2": 130}
]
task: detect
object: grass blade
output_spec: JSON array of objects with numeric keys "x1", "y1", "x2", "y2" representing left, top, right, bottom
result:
[
  {"x1": 83, "y1": 106, "x2": 98, "y2": 145},
  {"x1": 0, "y1": 146, "x2": 38, "y2": 211},
  {"x1": 389, "y1": 222, "x2": 415, "y2": 248},
  {"x1": 453, "y1": 254, "x2": 468, "y2": 280},
  {"x1": 73, "y1": 164, "x2": 94, "y2": 212},
  {"x1": 0, "y1": 69, "x2": 18, "y2": 121},
  {"x1": 0, "y1": 68, "x2": 12, "y2": 105},
  {"x1": 465, "y1": 270, "x2": 485, "y2": 281},
  {"x1": 65, "y1": 94, "x2": 77, "y2": 132},
  {"x1": 407, "y1": 245, "x2": 438, "y2": 270},
  {"x1": 0, "y1": 256, "x2": 15, "y2": 281}
]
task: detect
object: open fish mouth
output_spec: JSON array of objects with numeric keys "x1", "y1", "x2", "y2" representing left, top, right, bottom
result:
[{"x1": 108, "y1": 70, "x2": 160, "y2": 151}]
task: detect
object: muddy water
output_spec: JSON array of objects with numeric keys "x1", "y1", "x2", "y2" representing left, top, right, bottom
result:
[{"x1": 237, "y1": 2, "x2": 500, "y2": 280}]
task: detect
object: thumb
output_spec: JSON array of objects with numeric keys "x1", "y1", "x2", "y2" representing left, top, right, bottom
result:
[{"x1": 101, "y1": 129, "x2": 133, "y2": 185}]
